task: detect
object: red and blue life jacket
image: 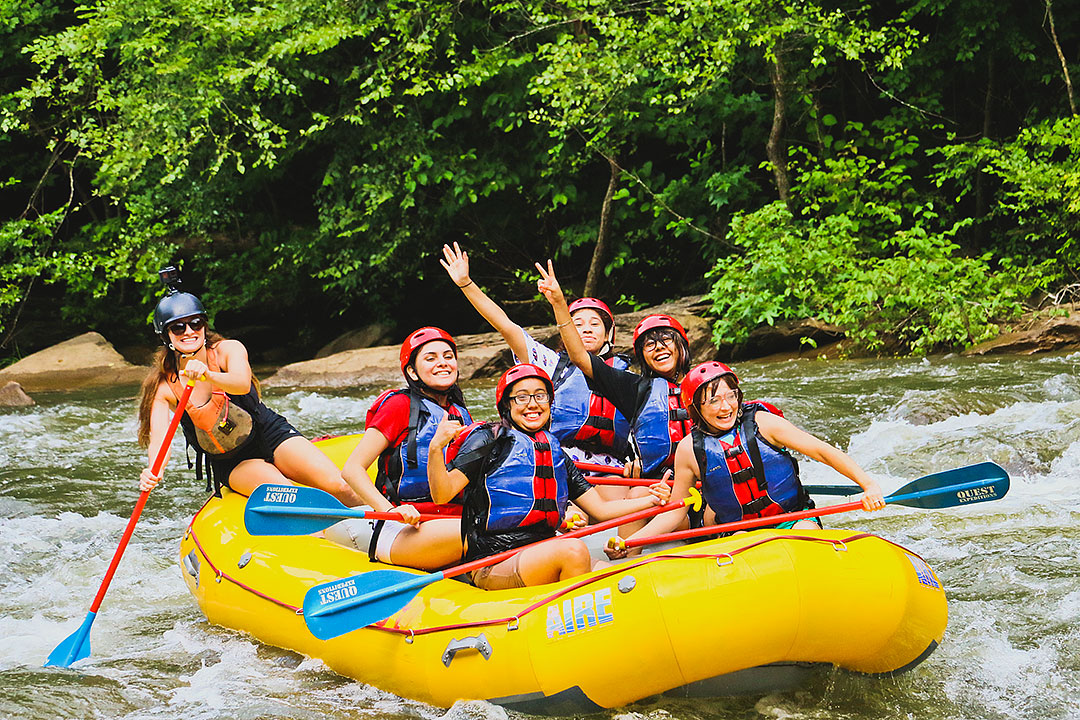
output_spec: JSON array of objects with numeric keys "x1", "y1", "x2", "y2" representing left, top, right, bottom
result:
[
  {"x1": 368, "y1": 388, "x2": 471, "y2": 505},
  {"x1": 694, "y1": 402, "x2": 807, "y2": 524},
  {"x1": 549, "y1": 353, "x2": 632, "y2": 459},
  {"x1": 633, "y1": 377, "x2": 693, "y2": 476}
]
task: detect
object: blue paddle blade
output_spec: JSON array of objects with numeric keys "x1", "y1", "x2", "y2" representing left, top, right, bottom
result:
[
  {"x1": 44, "y1": 611, "x2": 95, "y2": 667},
  {"x1": 303, "y1": 569, "x2": 440, "y2": 640},
  {"x1": 245, "y1": 484, "x2": 367, "y2": 536},
  {"x1": 889, "y1": 461, "x2": 1009, "y2": 509}
]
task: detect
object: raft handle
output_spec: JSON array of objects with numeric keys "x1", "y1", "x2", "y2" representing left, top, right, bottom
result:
[
  {"x1": 507, "y1": 617, "x2": 520, "y2": 631},
  {"x1": 832, "y1": 540, "x2": 848, "y2": 553},
  {"x1": 442, "y1": 633, "x2": 492, "y2": 667},
  {"x1": 714, "y1": 553, "x2": 734, "y2": 567}
]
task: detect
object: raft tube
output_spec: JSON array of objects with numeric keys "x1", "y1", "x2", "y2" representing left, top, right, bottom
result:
[{"x1": 178, "y1": 436, "x2": 947, "y2": 712}]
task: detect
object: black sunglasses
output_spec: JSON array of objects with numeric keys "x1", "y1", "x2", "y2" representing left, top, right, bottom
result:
[{"x1": 167, "y1": 317, "x2": 207, "y2": 335}]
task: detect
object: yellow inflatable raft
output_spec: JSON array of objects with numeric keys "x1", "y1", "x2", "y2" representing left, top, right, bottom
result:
[{"x1": 179, "y1": 508, "x2": 947, "y2": 708}]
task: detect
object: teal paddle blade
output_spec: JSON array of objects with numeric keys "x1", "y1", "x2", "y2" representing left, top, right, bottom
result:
[
  {"x1": 889, "y1": 461, "x2": 1009, "y2": 509},
  {"x1": 245, "y1": 484, "x2": 367, "y2": 536},
  {"x1": 44, "y1": 611, "x2": 94, "y2": 667},
  {"x1": 303, "y1": 569, "x2": 439, "y2": 641}
]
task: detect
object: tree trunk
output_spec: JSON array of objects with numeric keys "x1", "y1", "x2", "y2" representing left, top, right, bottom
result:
[
  {"x1": 584, "y1": 156, "x2": 619, "y2": 298},
  {"x1": 767, "y1": 49, "x2": 793, "y2": 210},
  {"x1": 1045, "y1": 0, "x2": 1077, "y2": 115},
  {"x1": 973, "y1": 53, "x2": 995, "y2": 250}
]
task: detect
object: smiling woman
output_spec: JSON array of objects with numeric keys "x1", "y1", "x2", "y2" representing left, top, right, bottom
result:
[
  {"x1": 322, "y1": 326, "x2": 471, "y2": 571},
  {"x1": 425, "y1": 363, "x2": 667, "y2": 589},
  {"x1": 134, "y1": 267, "x2": 362, "y2": 505}
]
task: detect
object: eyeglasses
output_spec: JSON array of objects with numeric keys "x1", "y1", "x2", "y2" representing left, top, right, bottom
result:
[
  {"x1": 642, "y1": 335, "x2": 675, "y2": 352},
  {"x1": 509, "y1": 391, "x2": 551, "y2": 406},
  {"x1": 167, "y1": 317, "x2": 206, "y2": 335},
  {"x1": 703, "y1": 390, "x2": 739, "y2": 408}
]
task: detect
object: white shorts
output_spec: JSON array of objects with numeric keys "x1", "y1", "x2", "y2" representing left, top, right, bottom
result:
[{"x1": 324, "y1": 511, "x2": 408, "y2": 564}]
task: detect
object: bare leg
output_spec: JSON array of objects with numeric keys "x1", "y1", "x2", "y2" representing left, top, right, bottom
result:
[
  {"x1": 271, "y1": 435, "x2": 365, "y2": 506},
  {"x1": 516, "y1": 537, "x2": 592, "y2": 585},
  {"x1": 225, "y1": 457, "x2": 291, "y2": 497},
  {"x1": 386, "y1": 518, "x2": 463, "y2": 570}
]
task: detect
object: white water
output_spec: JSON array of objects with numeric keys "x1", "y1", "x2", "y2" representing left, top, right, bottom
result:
[{"x1": 2, "y1": 355, "x2": 1079, "y2": 719}]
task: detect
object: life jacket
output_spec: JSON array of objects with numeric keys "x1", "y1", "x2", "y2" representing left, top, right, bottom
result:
[
  {"x1": 633, "y1": 377, "x2": 693, "y2": 475},
  {"x1": 166, "y1": 346, "x2": 257, "y2": 457},
  {"x1": 367, "y1": 388, "x2": 472, "y2": 505},
  {"x1": 693, "y1": 403, "x2": 808, "y2": 525},
  {"x1": 549, "y1": 353, "x2": 632, "y2": 458},
  {"x1": 454, "y1": 424, "x2": 570, "y2": 533}
]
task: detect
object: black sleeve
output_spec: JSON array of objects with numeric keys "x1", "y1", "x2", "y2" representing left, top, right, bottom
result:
[
  {"x1": 588, "y1": 353, "x2": 648, "y2": 421},
  {"x1": 564, "y1": 450, "x2": 593, "y2": 500},
  {"x1": 446, "y1": 423, "x2": 498, "y2": 480}
]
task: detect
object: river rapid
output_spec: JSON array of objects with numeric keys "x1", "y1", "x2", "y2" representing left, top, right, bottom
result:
[{"x1": 2, "y1": 353, "x2": 1078, "y2": 720}]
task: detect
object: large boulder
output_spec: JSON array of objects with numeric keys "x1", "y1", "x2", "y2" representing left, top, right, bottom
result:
[
  {"x1": 0, "y1": 381, "x2": 34, "y2": 407},
  {"x1": 263, "y1": 296, "x2": 717, "y2": 389},
  {"x1": 263, "y1": 330, "x2": 513, "y2": 388},
  {"x1": 964, "y1": 306, "x2": 1080, "y2": 356},
  {"x1": 315, "y1": 324, "x2": 395, "y2": 359},
  {"x1": 0, "y1": 332, "x2": 149, "y2": 392}
]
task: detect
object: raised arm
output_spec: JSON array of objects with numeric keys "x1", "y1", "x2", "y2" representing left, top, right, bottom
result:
[
  {"x1": 441, "y1": 242, "x2": 528, "y2": 360},
  {"x1": 755, "y1": 412, "x2": 886, "y2": 511},
  {"x1": 535, "y1": 260, "x2": 593, "y2": 378}
]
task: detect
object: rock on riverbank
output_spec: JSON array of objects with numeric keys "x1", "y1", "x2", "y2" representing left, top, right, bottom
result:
[{"x1": 0, "y1": 332, "x2": 148, "y2": 393}]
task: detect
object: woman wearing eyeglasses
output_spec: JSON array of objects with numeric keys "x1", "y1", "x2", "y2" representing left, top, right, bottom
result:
[
  {"x1": 441, "y1": 243, "x2": 634, "y2": 491},
  {"x1": 535, "y1": 262, "x2": 694, "y2": 481},
  {"x1": 427, "y1": 364, "x2": 667, "y2": 589},
  {"x1": 605, "y1": 362, "x2": 887, "y2": 558},
  {"x1": 135, "y1": 277, "x2": 362, "y2": 505}
]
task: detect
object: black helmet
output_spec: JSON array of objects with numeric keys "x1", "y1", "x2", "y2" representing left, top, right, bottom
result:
[
  {"x1": 152, "y1": 265, "x2": 207, "y2": 336},
  {"x1": 153, "y1": 292, "x2": 207, "y2": 334}
]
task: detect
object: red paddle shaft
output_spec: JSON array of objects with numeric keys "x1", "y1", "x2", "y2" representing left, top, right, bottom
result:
[{"x1": 88, "y1": 380, "x2": 194, "y2": 612}]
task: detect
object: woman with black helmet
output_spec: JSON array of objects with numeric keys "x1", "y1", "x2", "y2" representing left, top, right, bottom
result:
[
  {"x1": 136, "y1": 269, "x2": 362, "y2": 506},
  {"x1": 535, "y1": 261, "x2": 694, "y2": 481},
  {"x1": 325, "y1": 327, "x2": 471, "y2": 570},
  {"x1": 605, "y1": 361, "x2": 887, "y2": 558},
  {"x1": 426, "y1": 363, "x2": 667, "y2": 589},
  {"x1": 441, "y1": 243, "x2": 634, "y2": 488}
]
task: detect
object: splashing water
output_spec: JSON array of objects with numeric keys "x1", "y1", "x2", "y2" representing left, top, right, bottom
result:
[{"x1": 2, "y1": 355, "x2": 1078, "y2": 719}]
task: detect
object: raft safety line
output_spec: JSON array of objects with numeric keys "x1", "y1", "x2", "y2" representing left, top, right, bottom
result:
[{"x1": 187, "y1": 508, "x2": 928, "y2": 637}]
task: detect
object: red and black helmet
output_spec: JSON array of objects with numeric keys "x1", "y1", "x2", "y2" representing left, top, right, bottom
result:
[
  {"x1": 399, "y1": 327, "x2": 457, "y2": 373},
  {"x1": 680, "y1": 361, "x2": 739, "y2": 409},
  {"x1": 495, "y1": 363, "x2": 554, "y2": 408},
  {"x1": 632, "y1": 314, "x2": 687, "y2": 346}
]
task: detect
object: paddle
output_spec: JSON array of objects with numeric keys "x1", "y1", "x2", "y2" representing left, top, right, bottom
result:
[
  {"x1": 301, "y1": 487, "x2": 704, "y2": 640},
  {"x1": 244, "y1": 483, "x2": 447, "y2": 536},
  {"x1": 574, "y1": 460, "x2": 627, "y2": 475},
  {"x1": 618, "y1": 461, "x2": 1010, "y2": 550},
  {"x1": 45, "y1": 378, "x2": 197, "y2": 668}
]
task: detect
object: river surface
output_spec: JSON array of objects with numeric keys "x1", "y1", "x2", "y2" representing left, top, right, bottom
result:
[{"x1": 2, "y1": 354, "x2": 1078, "y2": 720}]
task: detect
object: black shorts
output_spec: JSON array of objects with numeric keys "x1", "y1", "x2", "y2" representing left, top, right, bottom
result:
[{"x1": 210, "y1": 406, "x2": 304, "y2": 489}]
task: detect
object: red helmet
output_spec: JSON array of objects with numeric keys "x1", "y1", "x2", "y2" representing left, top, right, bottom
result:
[
  {"x1": 399, "y1": 327, "x2": 457, "y2": 373},
  {"x1": 495, "y1": 363, "x2": 553, "y2": 408},
  {"x1": 633, "y1": 314, "x2": 688, "y2": 345},
  {"x1": 680, "y1": 361, "x2": 739, "y2": 409},
  {"x1": 568, "y1": 297, "x2": 614, "y2": 325},
  {"x1": 569, "y1": 297, "x2": 615, "y2": 344}
]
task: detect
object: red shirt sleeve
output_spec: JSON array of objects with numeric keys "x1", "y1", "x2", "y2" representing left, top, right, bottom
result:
[{"x1": 365, "y1": 392, "x2": 413, "y2": 447}]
